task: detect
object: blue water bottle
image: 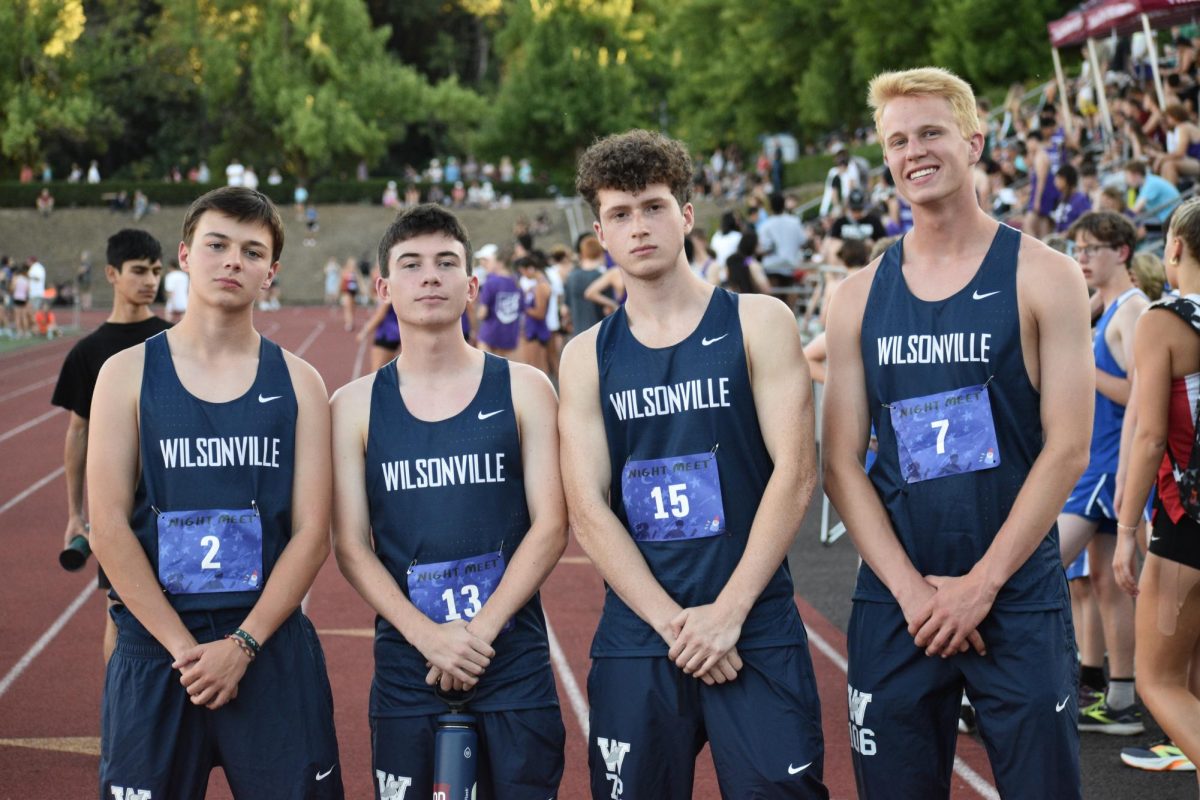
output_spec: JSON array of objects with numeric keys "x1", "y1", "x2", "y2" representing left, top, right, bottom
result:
[{"x1": 432, "y1": 688, "x2": 477, "y2": 800}]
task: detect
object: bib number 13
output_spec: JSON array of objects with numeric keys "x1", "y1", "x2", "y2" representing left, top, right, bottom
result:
[
  {"x1": 650, "y1": 483, "x2": 690, "y2": 520},
  {"x1": 441, "y1": 585, "x2": 482, "y2": 621}
]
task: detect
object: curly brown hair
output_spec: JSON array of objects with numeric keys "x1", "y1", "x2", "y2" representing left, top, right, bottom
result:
[{"x1": 576, "y1": 129, "x2": 693, "y2": 219}]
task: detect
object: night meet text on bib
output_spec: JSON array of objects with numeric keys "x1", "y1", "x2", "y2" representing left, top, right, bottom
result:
[
  {"x1": 889, "y1": 384, "x2": 1001, "y2": 483},
  {"x1": 622, "y1": 452, "x2": 726, "y2": 541},
  {"x1": 157, "y1": 508, "x2": 263, "y2": 595}
]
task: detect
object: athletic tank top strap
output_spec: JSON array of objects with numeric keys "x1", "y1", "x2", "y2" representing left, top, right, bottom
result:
[
  {"x1": 1094, "y1": 288, "x2": 1145, "y2": 376},
  {"x1": 364, "y1": 353, "x2": 546, "y2": 699},
  {"x1": 133, "y1": 332, "x2": 297, "y2": 612},
  {"x1": 860, "y1": 224, "x2": 1065, "y2": 610},
  {"x1": 592, "y1": 288, "x2": 804, "y2": 656},
  {"x1": 1086, "y1": 287, "x2": 1145, "y2": 476}
]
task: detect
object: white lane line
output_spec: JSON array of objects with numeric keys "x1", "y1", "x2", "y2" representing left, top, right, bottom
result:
[
  {"x1": 294, "y1": 321, "x2": 326, "y2": 358},
  {"x1": 0, "y1": 467, "x2": 65, "y2": 516},
  {"x1": 0, "y1": 583, "x2": 93, "y2": 700},
  {"x1": 351, "y1": 333, "x2": 369, "y2": 381},
  {"x1": 545, "y1": 616, "x2": 589, "y2": 740},
  {"x1": 804, "y1": 622, "x2": 999, "y2": 800},
  {"x1": 0, "y1": 376, "x2": 56, "y2": 403},
  {"x1": 0, "y1": 350, "x2": 69, "y2": 376},
  {"x1": 0, "y1": 408, "x2": 63, "y2": 445}
]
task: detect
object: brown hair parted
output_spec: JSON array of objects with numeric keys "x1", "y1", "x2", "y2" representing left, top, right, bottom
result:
[
  {"x1": 182, "y1": 187, "x2": 285, "y2": 263},
  {"x1": 1067, "y1": 211, "x2": 1138, "y2": 267},
  {"x1": 377, "y1": 203, "x2": 473, "y2": 277},
  {"x1": 576, "y1": 129, "x2": 693, "y2": 220},
  {"x1": 1168, "y1": 196, "x2": 1200, "y2": 262}
]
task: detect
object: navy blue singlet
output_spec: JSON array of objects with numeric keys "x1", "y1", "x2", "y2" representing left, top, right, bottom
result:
[
  {"x1": 365, "y1": 354, "x2": 549, "y2": 714},
  {"x1": 132, "y1": 332, "x2": 296, "y2": 613},
  {"x1": 858, "y1": 224, "x2": 1065, "y2": 610},
  {"x1": 594, "y1": 288, "x2": 805, "y2": 656}
]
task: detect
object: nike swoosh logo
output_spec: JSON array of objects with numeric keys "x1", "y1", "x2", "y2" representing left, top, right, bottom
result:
[
  {"x1": 258, "y1": 394, "x2": 282, "y2": 403},
  {"x1": 1150, "y1": 535, "x2": 1161, "y2": 542},
  {"x1": 972, "y1": 290, "x2": 1000, "y2": 300},
  {"x1": 478, "y1": 409, "x2": 503, "y2": 420},
  {"x1": 788, "y1": 762, "x2": 812, "y2": 775},
  {"x1": 1056, "y1": 696, "x2": 1070, "y2": 712},
  {"x1": 701, "y1": 334, "x2": 728, "y2": 346},
  {"x1": 316, "y1": 766, "x2": 335, "y2": 781}
]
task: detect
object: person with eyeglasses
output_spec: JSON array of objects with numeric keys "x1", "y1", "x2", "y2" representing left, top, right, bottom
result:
[{"x1": 1060, "y1": 212, "x2": 1149, "y2": 737}]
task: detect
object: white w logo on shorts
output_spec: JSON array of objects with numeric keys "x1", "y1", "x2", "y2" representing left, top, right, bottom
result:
[
  {"x1": 110, "y1": 788, "x2": 152, "y2": 800},
  {"x1": 598, "y1": 737, "x2": 632, "y2": 798},
  {"x1": 375, "y1": 770, "x2": 412, "y2": 799}
]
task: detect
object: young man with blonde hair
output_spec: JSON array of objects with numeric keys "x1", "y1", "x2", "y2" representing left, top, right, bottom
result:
[
  {"x1": 561, "y1": 129, "x2": 827, "y2": 798},
  {"x1": 822, "y1": 67, "x2": 1093, "y2": 798}
]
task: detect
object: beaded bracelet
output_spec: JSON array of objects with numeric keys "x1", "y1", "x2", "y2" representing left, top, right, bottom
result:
[
  {"x1": 228, "y1": 628, "x2": 261, "y2": 657},
  {"x1": 225, "y1": 633, "x2": 256, "y2": 662}
]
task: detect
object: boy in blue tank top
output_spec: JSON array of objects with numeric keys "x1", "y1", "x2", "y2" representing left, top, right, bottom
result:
[
  {"x1": 823, "y1": 68, "x2": 1095, "y2": 800},
  {"x1": 561, "y1": 130, "x2": 828, "y2": 799},
  {"x1": 330, "y1": 204, "x2": 567, "y2": 799},
  {"x1": 88, "y1": 187, "x2": 343, "y2": 798},
  {"x1": 1059, "y1": 212, "x2": 1148, "y2": 735}
]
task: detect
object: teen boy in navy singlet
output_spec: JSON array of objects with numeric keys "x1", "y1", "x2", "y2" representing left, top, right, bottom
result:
[
  {"x1": 822, "y1": 68, "x2": 1094, "y2": 799},
  {"x1": 331, "y1": 204, "x2": 566, "y2": 799},
  {"x1": 561, "y1": 130, "x2": 828, "y2": 799},
  {"x1": 88, "y1": 187, "x2": 342, "y2": 798}
]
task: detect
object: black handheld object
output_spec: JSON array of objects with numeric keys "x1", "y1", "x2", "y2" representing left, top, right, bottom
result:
[
  {"x1": 59, "y1": 534, "x2": 91, "y2": 571},
  {"x1": 432, "y1": 686, "x2": 478, "y2": 799}
]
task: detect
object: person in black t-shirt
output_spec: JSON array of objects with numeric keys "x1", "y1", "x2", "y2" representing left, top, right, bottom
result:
[{"x1": 51, "y1": 229, "x2": 169, "y2": 662}]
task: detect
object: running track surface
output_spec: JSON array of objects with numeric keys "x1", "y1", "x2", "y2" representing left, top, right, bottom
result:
[{"x1": 0, "y1": 307, "x2": 1000, "y2": 799}]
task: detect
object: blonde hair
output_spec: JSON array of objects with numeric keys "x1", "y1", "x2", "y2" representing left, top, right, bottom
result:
[
  {"x1": 1129, "y1": 252, "x2": 1166, "y2": 300},
  {"x1": 1168, "y1": 196, "x2": 1200, "y2": 265},
  {"x1": 868, "y1": 67, "x2": 981, "y2": 141}
]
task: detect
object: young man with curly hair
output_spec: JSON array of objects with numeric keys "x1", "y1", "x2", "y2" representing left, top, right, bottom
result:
[{"x1": 559, "y1": 129, "x2": 828, "y2": 799}]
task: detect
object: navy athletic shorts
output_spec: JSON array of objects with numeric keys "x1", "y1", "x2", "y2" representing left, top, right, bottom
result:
[
  {"x1": 847, "y1": 601, "x2": 1080, "y2": 800},
  {"x1": 100, "y1": 605, "x2": 343, "y2": 799},
  {"x1": 587, "y1": 646, "x2": 828, "y2": 799},
  {"x1": 370, "y1": 706, "x2": 564, "y2": 800}
]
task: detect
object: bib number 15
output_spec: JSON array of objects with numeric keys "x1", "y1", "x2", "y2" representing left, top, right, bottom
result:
[{"x1": 650, "y1": 483, "x2": 690, "y2": 520}]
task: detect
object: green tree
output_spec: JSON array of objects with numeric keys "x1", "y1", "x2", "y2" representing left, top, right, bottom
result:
[
  {"x1": 660, "y1": 0, "x2": 821, "y2": 152},
  {"x1": 0, "y1": 0, "x2": 117, "y2": 172},
  {"x1": 930, "y1": 0, "x2": 1062, "y2": 89},
  {"x1": 479, "y1": 0, "x2": 656, "y2": 173}
]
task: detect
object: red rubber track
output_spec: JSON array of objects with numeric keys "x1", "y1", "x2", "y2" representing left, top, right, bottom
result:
[{"x1": 0, "y1": 306, "x2": 997, "y2": 799}]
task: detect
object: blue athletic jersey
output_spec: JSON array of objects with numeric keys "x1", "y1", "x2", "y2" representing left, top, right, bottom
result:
[
  {"x1": 365, "y1": 354, "x2": 552, "y2": 716},
  {"x1": 858, "y1": 225, "x2": 1065, "y2": 610},
  {"x1": 130, "y1": 332, "x2": 296, "y2": 613},
  {"x1": 1087, "y1": 288, "x2": 1144, "y2": 472},
  {"x1": 593, "y1": 288, "x2": 805, "y2": 656}
]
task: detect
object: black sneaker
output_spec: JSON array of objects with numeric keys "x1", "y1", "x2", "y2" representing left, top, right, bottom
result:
[{"x1": 1078, "y1": 697, "x2": 1145, "y2": 735}]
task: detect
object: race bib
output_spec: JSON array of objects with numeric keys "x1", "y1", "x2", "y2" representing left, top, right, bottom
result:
[
  {"x1": 621, "y1": 451, "x2": 726, "y2": 541},
  {"x1": 407, "y1": 552, "x2": 509, "y2": 631},
  {"x1": 889, "y1": 384, "x2": 1000, "y2": 484},
  {"x1": 157, "y1": 508, "x2": 263, "y2": 595}
]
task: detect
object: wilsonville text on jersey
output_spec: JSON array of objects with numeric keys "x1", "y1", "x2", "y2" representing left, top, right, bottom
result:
[
  {"x1": 876, "y1": 332, "x2": 993, "y2": 366},
  {"x1": 381, "y1": 452, "x2": 507, "y2": 492},
  {"x1": 157, "y1": 436, "x2": 282, "y2": 469},
  {"x1": 608, "y1": 377, "x2": 732, "y2": 421}
]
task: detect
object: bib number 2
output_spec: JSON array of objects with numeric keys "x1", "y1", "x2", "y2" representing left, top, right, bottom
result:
[{"x1": 156, "y1": 508, "x2": 263, "y2": 595}]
